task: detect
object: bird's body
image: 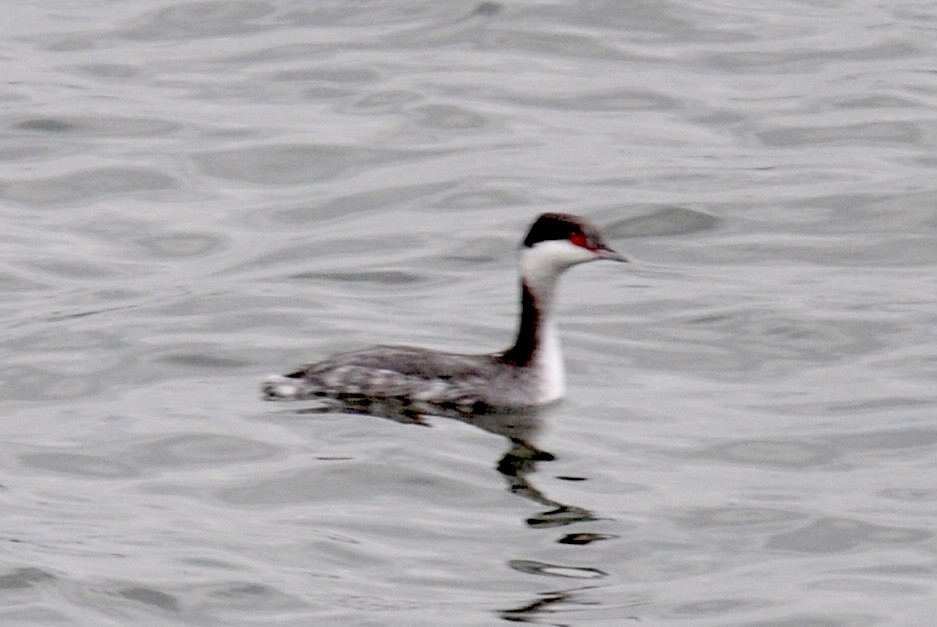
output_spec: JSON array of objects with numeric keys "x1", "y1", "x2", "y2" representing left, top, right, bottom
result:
[{"x1": 262, "y1": 213, "x2": 627, "y2": 413}]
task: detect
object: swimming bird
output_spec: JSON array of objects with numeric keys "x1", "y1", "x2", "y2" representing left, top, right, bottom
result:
[{"x1": 262, "y1": 212, "x2": 628, "y2": 414}]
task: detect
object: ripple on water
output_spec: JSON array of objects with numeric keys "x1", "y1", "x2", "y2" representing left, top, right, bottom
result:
[
  {"x1": 122, "y1": 0, "x2": 276, "y2": 41},
  {"x1": 673, "y1": 506, "x2": 805, "y2": 529},
  {"x1": 699, "y1": 439, "x2": 838, "y2": 469},
  {"x1": 680, "y1": 309, "x2": 891, "y2": 372},
  {"x1": 257, "y1": 181, "x2": 453, "y2": 227},
  {"x1": 507, "y1": 88, "x2": 679, "y2": 113},
  {"x1": 353, "y1": 89, "x2": 423, "y2": 111},
  {"x1": 0, "y1": 168, "x2": 179, "y2": 208},
  {"x1": 9, "y1": 326, "x2": 115, "y2": 353},
  {"x1": 215, "y1": 461, "x2": 475, "y2": 506},
  {"x1": 134, "y1": 231, "x2": 227, "y2": 259},
  {"x1": 204, "y1": 582, "x2": 308, "y2": 613},
  {"x1": 271, "y1": 66, "x2": 381, "y2": 101},
  {"x1": 0, "y1": 267, "x2": 50, "y2": 292},
  {"x1": 119, "y1": 587, "x2": 180, "y2": 613},
  {"x1": 28, "y1": 257, "x2": 124, "y2": 281},
  {"x1": 757, "y1": 120, "x2": 923, "y2": 148},
  {"x1": 434, "y1": 186, "x2": 532, "y2": 210},
  {"x1": 411, "y1": 104, "x2": 490, "y2": 130},
  {"x1": 272, "y1": 66, "x2": 381, "y2": 85},
  {"x1": 828, "y1": 427, "x2": 937, "y2": 452},
  {"x1": 123, "y1": 433, "x2": 282, "y2": 468},
  {"x1": 0, "y1": 567, "x2": 56, "y2": 590},
  {"x1": 605, "y1": 207, "x2": 720, "y2": 238},
  {"x1": 878, "y1": 488, "x2": 937, "y2": 503},
  {"x1": 13, "y1": 116, "x2": 179, "y2": 138},
  {"x1": 3, "y1": 366, "x2": 101, "y2": 401},
  {"x1": 0, "y1": 142, "x2": 61, "y2": 163},
  {"x1": 766, "y1": 517, "x2": 932, "y2": 554},
  {"x1": 195, "y1": 144, "x2": 394, "y2": 185},
  {"x1": 288, "y1": 270, "x2": 423, "y2": 285},
  {"x1": 670, "y1": 598, "x2": 773, "y2": 619},
  {"x1": 18, "y1": 451, "x2": 138, "y2": 479},
  {"x1": 70, "y1": 63, "x2": 142, "y2": 80},
  {"x1": 156, "y1": 351, "x2": 251, "y2": 370}
]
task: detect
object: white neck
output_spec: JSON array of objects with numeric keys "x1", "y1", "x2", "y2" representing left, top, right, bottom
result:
[
  {"x1": 536, "y1": 313, "x2": 565, "y2": 402},
  {"x1": 502, "y1": 240, "x2": 595, "y2": 402}
]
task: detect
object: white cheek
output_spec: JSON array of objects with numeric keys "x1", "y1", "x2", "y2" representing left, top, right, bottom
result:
[
  {"x1": 521, "y1": 239, "x2": 595, "y2": 270},
  {"x1": 520, "y1": 240, "x2": 594, "y2": 285}
]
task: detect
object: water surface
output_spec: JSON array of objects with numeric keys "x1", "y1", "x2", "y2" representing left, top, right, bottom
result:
[{"x1": 2, "y1": 1, "x2": 937, "y2": 624}]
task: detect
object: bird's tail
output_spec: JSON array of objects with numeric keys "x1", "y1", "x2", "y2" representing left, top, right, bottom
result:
[{"x1": 261, "y1": 375, "x2": 304, "y2": 400}]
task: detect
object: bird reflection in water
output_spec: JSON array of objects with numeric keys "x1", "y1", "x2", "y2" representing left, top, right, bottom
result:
[
  {"x1": 295, "y1": 397, "x2": 595, "y2": 528},
  {"x1": 293, "y1": 398, "x2": 615, "y2": 624}
]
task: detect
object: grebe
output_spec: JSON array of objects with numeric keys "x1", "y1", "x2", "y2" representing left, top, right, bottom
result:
[{"x1": 262, "y1": 213, "x2": 628, "y2": 413}]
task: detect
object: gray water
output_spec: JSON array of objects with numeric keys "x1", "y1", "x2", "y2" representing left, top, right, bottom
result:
[{"x1": 2, "y1": 1, "x2": 937, "y2": 625}]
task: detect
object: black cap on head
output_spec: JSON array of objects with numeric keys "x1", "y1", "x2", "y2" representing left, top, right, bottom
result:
[
  {"x1": 524, "y1": 213, "x2": 584, "y2": 247},
  {"x1": 523, "y1": 213, "x2": 603, "y2": 249}
]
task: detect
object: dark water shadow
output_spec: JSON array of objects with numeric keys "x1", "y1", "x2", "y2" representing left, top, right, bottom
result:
[{"x1": 293, "y1": 399, "x2": 595, "y2": 529}]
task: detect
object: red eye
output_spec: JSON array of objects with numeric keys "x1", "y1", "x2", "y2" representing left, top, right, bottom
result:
[{"x1": 570, "y1": 232, "x2": 589, "y2": 249}]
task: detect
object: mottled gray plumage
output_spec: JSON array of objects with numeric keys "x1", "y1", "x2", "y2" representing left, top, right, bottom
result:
[{"x1": 266, "y1": 345, "x2": 541, "y2": 411}]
